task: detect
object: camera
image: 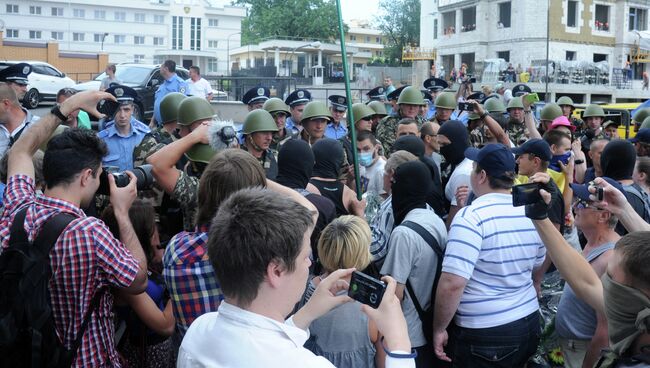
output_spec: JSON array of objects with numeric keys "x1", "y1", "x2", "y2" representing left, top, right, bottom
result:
[
  {"x1": 458, "y1": 102, "x2": 474, "y2": 111},
  {"x1": 512, "y1": 182, "x2": 542, "y2": 207},
  {"x1": 348, "y1": 271, "x2": 386, "y2": 309},
  {"x1": 96, "y1": 164, "x2": 155, "y2": 195}
]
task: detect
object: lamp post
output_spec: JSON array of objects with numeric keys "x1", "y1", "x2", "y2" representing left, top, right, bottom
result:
[
  {"x1": 227, "y1": 32, "x2": 241, "y2": 76},
  {"x1": 288, "y1": 41, "x2": 322, "y2": 77},
  {"x1": 545, "y1": 0, "x2": 550, "y2": 102},
  {"x1": 101, "y1": 32, "x2": 108, "y2": 52}
]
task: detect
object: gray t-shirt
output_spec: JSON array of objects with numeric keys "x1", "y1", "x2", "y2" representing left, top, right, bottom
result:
[
  {"x1": 380, "y1": 207, "x2": 447, "y2": 348},
  {"x1": 100, "y1": 76, "x2": 122, "y2": 90}
]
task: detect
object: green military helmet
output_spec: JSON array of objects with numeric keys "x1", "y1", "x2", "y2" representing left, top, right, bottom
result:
[
  {"x1": 582, "y1": 104, "x2": 605, "y2": 118},
  {"x1": 434, "y1": 91, "x2": 456, "y2": 109},
  {"x1": 263, "y1": 97, "x2": 290, "y2": 114},
  {"x1": 178, "y1": 96, "x2": 215, "y2": 126},
  {"x1": 641, "y1": 116, "x2": 650, "y2": 130},
  {"x1": 243, "y1": 109, "x2": 279, "y2": 135},
  {"x1": 160, "y1": 92, "x2": 187, "y2": 124},
  {"x1": 507, "y1": 96, "x2": 524, "y2": 110},
  {"x1": 467, "y1": 111, "x2": 481, "y2": 121},
  {"x1": 633, "y1": 108, "x2": 650, "y2": 123},
  {"x1": 352, "y1": 103, "x2": 375, "y2": 123},
  {"x1": 540, "y1": 103, "x2": 563, "y2": 121},
  {"x1": 367, "y1": 100, "x2": 388, "y2": 116},
  {"x1": 484, "y1": 98, "x2": 506, "y2": 113},
  {"x1": 398, "y1": 86, "x2": 426, "y2": 106},
  {"x1": 300, "y1": 101, "x2": 333, "y2": 125},
  {"x1": 185, "y1": 144, "x2": 214, "y2": 164},
  {"x1": 556, "y1": 96, "x2": 575, "y2": 108}
]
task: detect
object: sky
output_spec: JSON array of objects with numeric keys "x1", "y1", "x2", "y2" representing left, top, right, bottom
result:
[{"x1": 340, "y1": 0, "x2": 380, "y2": 23}]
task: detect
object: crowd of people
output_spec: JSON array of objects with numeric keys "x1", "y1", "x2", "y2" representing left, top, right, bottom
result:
[{"x1": 0, "y1": 59, "x2": 649, "y2": 368}]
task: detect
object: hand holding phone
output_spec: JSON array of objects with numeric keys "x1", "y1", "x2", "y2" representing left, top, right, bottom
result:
[
  {"x1": 348, "y1": 271, "x2": 386, "y2": 309},
  {"x1": 512, "y1": 183, "x2": 543, "y2": 207},
  {"x1": 524, "y1": 93, "x2": 539, "y2": 104},
  {"x1": 458, "y1": 102, "x2": 474, "y2": 112}
]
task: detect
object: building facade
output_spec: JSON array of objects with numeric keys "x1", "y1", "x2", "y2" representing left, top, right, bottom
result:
[{"x1": 2, "y1": 0, "x2": 245, "y2": 75}]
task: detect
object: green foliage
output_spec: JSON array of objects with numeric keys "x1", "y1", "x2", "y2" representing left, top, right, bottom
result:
[
  {"x1": 234, "y1": 0, "x2": 347, "y2": 45},
  {"x1": 374, "y1": 0, "x2": 420, "y2": 65}
]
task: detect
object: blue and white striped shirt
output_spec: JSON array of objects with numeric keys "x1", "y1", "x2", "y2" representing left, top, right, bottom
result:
[{"x1": 443, "y1": 192, "x2": 545, "y2": 329}]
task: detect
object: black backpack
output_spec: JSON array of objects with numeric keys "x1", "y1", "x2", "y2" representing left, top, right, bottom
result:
[
  {"x1": 0, "y1": 208, "x2": 104, "y2": 368},
  {"x1": 399, "y1": 220, "x2": 444, "y2": 345}
]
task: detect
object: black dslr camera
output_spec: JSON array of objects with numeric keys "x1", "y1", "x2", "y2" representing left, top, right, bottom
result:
[{"x1": 96, "y1": 164, "x2": 155, "y2": 195}]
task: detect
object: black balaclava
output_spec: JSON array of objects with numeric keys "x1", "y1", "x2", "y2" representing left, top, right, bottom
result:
[
  {"x1": 601, "y1": 140, "x2": 636, "y2": 181},
  {"x1": 276, "y1": 139, "x2": 314, "y2": 189},
  {"x1": 392, "y1": 135, "x2": 425, "y2": 157},
  {"x1": 312, "y1": 138, "x2": 344, "y2": 179},
  {"x1": 439, "y1": 120, "x2": 470, "y2": 166},
  {"x1": 391, "y1": 160, "x2": 433, "y2": 226}
]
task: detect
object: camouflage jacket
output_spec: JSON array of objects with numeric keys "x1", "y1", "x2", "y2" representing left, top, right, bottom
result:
[
  {"x1": 271, "y1": 127, "x2": 298, "y2": 153},
  {"x1": 508, "y1": 121, "x2": 529, "y2": 146},
  {"x1": 172, "y1": 168, "x2": 199, "y2": 231},
  {"x1": 133, "y1": 126, "x2": 177, "y2": 166},
  {"x1": 241, "y1": 146, "x2": 278, "y2": 179},
  {"x1": 375, "y1": 113, "x2": 425, "y2": 156},
  {"x1": 469, "y1": 126, "x2": 487, "y2": 148}
]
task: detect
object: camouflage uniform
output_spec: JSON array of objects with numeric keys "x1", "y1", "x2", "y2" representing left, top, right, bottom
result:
[
  {"x1": 172, "y1": 167, "x2": 200, "y2": 231},
  {"x1": 241, "y1": 145, "x2": 278, "y2": 179},
  {"x1": 133, "y1": 126, "x2": 177, "y2": 166},
  {"x1": 376, "y1": 112, "x2": 425, "y2": 155},
  {"x1": 507, "y1": 120, "x2": 529, "y2": 146},
  {"x1": 271, "y1": 128, "x2": 298, "y2": 153},
  {"x1": 469, "y1": 125, "x2": 487, "y2": 148}
]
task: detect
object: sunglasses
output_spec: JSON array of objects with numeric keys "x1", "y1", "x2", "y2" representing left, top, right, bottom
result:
[{"x1": 572, "y1": 198, "x2": 603, "y2": 211}]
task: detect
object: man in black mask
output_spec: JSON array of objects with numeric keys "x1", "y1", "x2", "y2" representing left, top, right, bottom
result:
[
  {"x1": 438, "y1": 120, "x2": 473, "y2": 227},
  {"x1": 276, "y1": 139, "x2": 336, "y2": 261},
  {"x1": 380, "y1": 160, "x2": 447, "y2": 368},
  {"x1": 392, "y1": 135, "x2": 446, "y2": 217}
]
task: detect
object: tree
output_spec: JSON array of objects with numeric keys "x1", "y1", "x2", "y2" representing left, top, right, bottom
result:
[
  {"x1": 374, "y1": 0, "x2": 421, "y2": 65},
  {"x1": 234, "y1": 0, "x2": 347, "y2": 45}
]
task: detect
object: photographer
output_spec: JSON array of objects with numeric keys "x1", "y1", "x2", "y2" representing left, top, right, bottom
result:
[{"x1": 0, "y1": 90, "x2": 148, "y2": 367}]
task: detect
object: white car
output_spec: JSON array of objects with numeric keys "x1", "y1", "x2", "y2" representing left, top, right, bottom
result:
[{"x1": 0, "y1": 61, "x2": 76, "y2": 109}]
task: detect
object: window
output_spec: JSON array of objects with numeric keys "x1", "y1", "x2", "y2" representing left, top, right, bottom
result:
[
  {"x1": 153, "y1": 55, "x2": 165, "y2": 64},
  {"x1": 565, "y1": 1, "x2": 578, "y2": 28},
  {"x1": 94, "y1": 10, "x2": 106, "y2": 19},
  {"x1": 153, "y1": 37, "x2": 164, "y2": 46},
  {"x1": 461, "y1": 53, "x2": 475, "y2": 74},
  {"x1": 433, "y1": 19, "x2": 438, "y2": 39},
  {"x1": 208, "y1": 18, "x2": 219, "y2": 27},
  {"x1": 114, "y1": 35, "x2": 125, "y2": 44},
  {"x1": 51, "y1": 7, "x2": 63, "y2": 16},
  {"x1": 172, "y1": 16, "x2": 184, "y2": 50},
  {"x1": 350, "y1": 35, "x2": 357, "y2": 41},
  {"x1": 114, "y1": 11, "x2": 126, "y2": 21},
  {"x1": 73, "y1": 8, "x2": 85, "y2": 18},
  {"x1": 208, "y1": 40, "x2": 218, "y2": 48},
  {"x1": 30, "y1": 6, "x2": 41, "y2": 15},
  {"x1": 462, "y1": 7, "x2": 477, "y2": 32},
  {"x1": 497, "y1": 50, "x2": 510, "y2": 62},
  {"x1": 442, "y1": 11, "x2": 456, "y2": 34},
  {"x1": 6, "y1": 29, "x2": 18, "y2": 38},
  {"x1": 51, "y1": 31, "x2": 63, "y2": 40},
  {"x1": 566, "y1": 51, "x2": 576, "y2": 61},
  {"x1": 593, "y1": 53, "x2": 608, "y2": 62},
  {"x1": 629, "y1": 7, "x2": 648, "y2": 31},
  {"x1": 6, "y1": 4, "x2": 18, "y2": 13},
  {"x1": 154, "y1": 14, "x2": 165, "y2": 24},
  {"x1": 208, "y1": 58, "x2": 218, "y2": 73},
  {"x1": 135, "y1": 13, "x2": 145, "y2": 22},
  {"x1": 376, "y1": 37, "x2": 381, "y2": 43},
  {"x1": 190, "y1": 17, "x2": 201, "y2": 51},
  {"x1": 595, "y1": 4, "x2": 610, "y2": 31},
  {"x1": 73, "y1": 33, "x2": 85, "y2": 42},
  {"x1": 134, "y1": 54, "x2": 145, "y2": 63},
  {"x1": 94, "y1": 33, "x2": 103, "y2": 42},
  {"x1": 365, "y1": 36, "x2": 371, "y2": 42},
  {"x1": 134, "y1": 36, "x2": 145, "y2": 45},
  {"x1": 375, "y1": 50, "x2": 383, "y2": 57},
  {"x1": 29, "y1": 30, "x2": 42, "y2": 39},
  {"x1": 498, "y1": 2, "x2": 511, "y2": 28}
]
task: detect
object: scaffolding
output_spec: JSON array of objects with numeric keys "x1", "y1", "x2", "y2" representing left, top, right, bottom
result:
[
  {"x1": 632, "y1": 31, "x2": 650, "y2": 63},
  {"x1": 402, "y1": 47, "x2": 437, "y2": 61}
]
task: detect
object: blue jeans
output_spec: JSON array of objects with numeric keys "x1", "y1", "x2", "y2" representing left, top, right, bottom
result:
[{"x1": 447, "y1": 311, "x2": 541, "y2": 368}]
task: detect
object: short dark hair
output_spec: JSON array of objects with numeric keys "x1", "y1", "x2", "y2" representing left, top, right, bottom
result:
[
  {"x1": 543, "y1": 129, "x2": 571, "y2": 148},
  {"x1": 43, "y1": 129, "x2": 107, "y2": 189},
  {"x1": 616, "y1": 231, "x2": 650, "y2": 291},
  {"x1": 102, "y1": 200, "x2": 156, "y2": 264},
  {"x1": 163, "y1": 60, "x2": 176, "y2": 73},
  {"x1": 356, "y1": 130, "x2": 377, "y2": 145},
  {"x1": 190, "y1": 65, "x2": 200, "y2": 75},
  {"x1": 474, "y1": 163, "x2": 515, "y2": 190},
  {"x1": 398, "y1": 118, "x2": 418, "y2": 126},
  {"x1": 208, "y1": 187, "x2": 313, "y2": 307}
]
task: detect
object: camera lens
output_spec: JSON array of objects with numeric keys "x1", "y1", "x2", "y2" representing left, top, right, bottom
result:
[{"x1": 132, "y1": 164, "x2": 155, "y2": 190}]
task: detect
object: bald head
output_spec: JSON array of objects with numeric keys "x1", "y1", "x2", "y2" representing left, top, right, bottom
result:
[
  {"x1": 0, "y1": 83, "x2": 20, "y2": 105},
  {"x1": 420, "y1": 121, "x2": 439, "y2": 137}
]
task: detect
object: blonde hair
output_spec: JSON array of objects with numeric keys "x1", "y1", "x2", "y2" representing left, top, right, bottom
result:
[
  {"x1": 317, "y1": 215, "x2": 372, "y2": 272},
  {"x1": 385, "y1": 150, "x2": 418, "y2": 173}
]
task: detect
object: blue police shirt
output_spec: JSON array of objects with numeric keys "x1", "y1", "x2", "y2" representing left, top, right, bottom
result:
[
  {"x1": 427, "y1": 104, "x2": 437, "y2": 120},
  {"x1": 451, "y1": 110, "x2": 469, "y2": 125},
  {"x1": 325, "y1": 122, "x2": 348, "y2": 140},
  {"x1": 98, "y1": 117, "x2": 150, "y2": 171},
  {"x1": 153, "y1": 73, "x2": 189, "y2": 124},
  {"x1": 285, "y1": 116, "x2": 301, "y2": 136}
]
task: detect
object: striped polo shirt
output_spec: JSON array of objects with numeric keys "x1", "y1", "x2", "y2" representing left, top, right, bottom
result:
[{"x1": 442, "y1": 192, "x2": 545, "y2": 329}]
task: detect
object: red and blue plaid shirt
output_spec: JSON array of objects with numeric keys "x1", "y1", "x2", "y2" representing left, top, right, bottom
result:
[
  {"x1": 163, "y1": 224, "x2": 223, "y2": 336},
  {"x1": 0, "y1": 175, "x2": 139, "y2": 367}
]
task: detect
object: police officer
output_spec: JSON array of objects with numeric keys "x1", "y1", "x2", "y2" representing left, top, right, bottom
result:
[
  {"x1": 285, "y1": 89, "x2": 312, "y2": 135},
  {"x1": 366, "y1": 86, "x2": 386, "y2": 102},
  {"x1": 376, "y1": 86, "x2": 426, "y2": 155},
  {"x1": 325, "y1": 95, "x2": 348, "y2": 140},
  {"x1": 423, "y1": 77, "x2": 449, "y2": 119},
  {"x1": 242, "y1": 86, "x2": 270, "y2": 111},
  {"x1": 0, "y1": 62, "x2": 32, "y2": 102},
  {"x1": 506, "y1": 96, "x2": 527, "y2": 145},
  {"x1": 98, "y1": 85, "x2": 150, "y2": 171},
  {"x1": 557, "y1": 96, "x2": 584, "y2": 133},
  {"x1": 367, "y1": 100, "x2": 388, "y2": 135},
  {"x1": 152, "y1": 59, "x2": 189, "y2": 126},
  {"x1": 0, "y1": 82, "x2": 40, "y2": 157},
  {"x1": 241, "y1": 109, "x2": 279, "y2": 179},
  {"x1": 263, "y1": 97, "x2": 295, "y2": 151},
  {"x1": 430, "y1": 91, "x2": 456, "y2": 125},
  {"x1": 420, "y1": 90, "x2": 434, "y2": 119},
  {"x1": 511, "y1": 83, "x2": 532, "y2": 97}
]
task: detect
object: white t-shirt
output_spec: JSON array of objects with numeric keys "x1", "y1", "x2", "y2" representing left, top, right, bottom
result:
[
  {"x1": 444, "y1": 157, "x2": 473, "y2": 206},
  {"x1": 360, "y1": 157, "x2": 386, "y2": 195},
  {"x1": 186, "y1": 78, "x2": 212, "y2": 99}
]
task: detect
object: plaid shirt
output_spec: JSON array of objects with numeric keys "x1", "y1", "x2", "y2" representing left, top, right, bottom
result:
[
  {"x1": 163, "y1": 224, "x2": 222, "y2": 337},
  {"x1": 0, "y1": 175, "x2": 139, "y2": 367}
]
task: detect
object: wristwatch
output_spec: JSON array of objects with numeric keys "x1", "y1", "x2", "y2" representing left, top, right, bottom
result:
[
  {"x1": 480, "y1": 112, "x2": 489, "y2": 120},
  {"x1": 574, "y1": 159, "x2": 585, "y2": 165},
  {"x1": 50, "y1": 104, "x2": 67, "y2": 122}
]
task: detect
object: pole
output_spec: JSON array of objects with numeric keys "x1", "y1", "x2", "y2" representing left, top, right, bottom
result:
[
  {"x1": 335, "y1": 0, "x2": 361, "y2": 199},
  {"x1": 545, "y1": 0, "x2": 550, "y2": 102}
]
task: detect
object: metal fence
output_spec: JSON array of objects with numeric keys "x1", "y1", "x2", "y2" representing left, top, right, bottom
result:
[{"x1": 203, "y1": 76, "x2": 297, "y2": 102}]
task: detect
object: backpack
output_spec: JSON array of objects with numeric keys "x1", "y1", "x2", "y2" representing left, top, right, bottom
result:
[
  {"x1": 0, "y1": 208, "x2": 104, "y2": 368},
  {"x1": 399, "y1": 220, "x2": 444, "y2": 345},
  {"x1": 623, "y1": 184, "x2": 650, "y2": 223}
]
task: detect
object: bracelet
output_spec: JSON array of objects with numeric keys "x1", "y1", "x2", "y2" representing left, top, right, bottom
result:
[
  {"x1": 479, "y1": 112, "x2": 489, "y2": 120},
  {"x1": 574, "y1": 159, "x2": 585, "y2": 165},
  {"x1": 381, "y1": 337, "x2": 418, "y2": 359},
  {"x1": 50, "y1": 105, "x2": 67, "y2": 122}
]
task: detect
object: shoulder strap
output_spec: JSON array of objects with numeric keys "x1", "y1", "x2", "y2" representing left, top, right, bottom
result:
[{"x1": 8, "y1": 207, "x2": 29, "y2": 246}]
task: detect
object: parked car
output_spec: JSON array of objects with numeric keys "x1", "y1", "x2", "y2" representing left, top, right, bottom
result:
[
  {"x1": 0, "y1": 61, "x2": 76, "y2": 109},
  {"x1": 74, "y1": 63, "x2": 190, "y2": 122}
]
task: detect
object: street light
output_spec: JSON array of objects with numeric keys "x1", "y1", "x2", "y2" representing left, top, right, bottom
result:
[
  {"x1": 288, "y1": 41, "x2": 322, "y2": 77},
  {"x1": 101, "y1": 32, "x2": 108, "y2": 52},
  {"x1": 226, "y1": 32, "x2": 241, "y2": 76}
]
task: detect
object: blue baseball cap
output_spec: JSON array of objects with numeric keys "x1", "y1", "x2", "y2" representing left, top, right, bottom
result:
[
  {"x1": 464, "y1": 143, "x2": 515, "y2": 179},
  {"x1": 629, "y1": 128, "x2": 650, "y2": 144},
  {"x1": 570, "y1": 177, "x2": 624, "y2": 202},
  {"x1": 511, "y1": 138, "x2": 553, "y2": 162}
]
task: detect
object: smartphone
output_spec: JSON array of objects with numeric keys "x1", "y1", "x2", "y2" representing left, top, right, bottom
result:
[
  {"x1": 348, "y1": 271, "x2": 386, "y2": 309},
  {"x1": 512, "y1": 183, "x2": 542, "y2": 207},
  {"x1": 524, "y1": 93, "x2": 540, "y2": 104},
  {"x1": 458, "y1": 102, "x2": 474, "y2": 111}
]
